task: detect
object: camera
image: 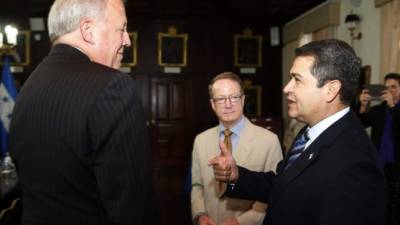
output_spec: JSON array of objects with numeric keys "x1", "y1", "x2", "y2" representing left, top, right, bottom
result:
[{"x1": 363, "y1": 84, "x2": 387, "y2": 99}]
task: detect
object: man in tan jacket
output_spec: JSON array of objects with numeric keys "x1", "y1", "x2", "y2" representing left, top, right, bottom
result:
[{"x1": 191, "y1": 72, "x2": 282, "y2": 225}]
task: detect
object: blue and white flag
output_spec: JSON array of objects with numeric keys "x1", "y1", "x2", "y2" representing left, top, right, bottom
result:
[{"x1": 0, "y1": 56, "x2": 17, "y2": 158}]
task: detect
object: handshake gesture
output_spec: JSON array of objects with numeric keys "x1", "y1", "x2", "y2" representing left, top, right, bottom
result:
[{"x1": 208, "y1": 141, "x2": 239, "y2": 183}]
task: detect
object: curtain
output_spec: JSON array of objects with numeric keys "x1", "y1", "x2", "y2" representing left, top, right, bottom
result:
[
  {"x1": 312, "y1": 26, "x2": 337, "y2": 41},
  {"x1": 380, "y1": 0, "x2": 400, "y2": 80}
]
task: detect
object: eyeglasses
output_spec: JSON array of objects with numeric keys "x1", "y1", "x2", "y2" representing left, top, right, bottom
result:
[{"x1": 212, "y1": 94, "x2": 243, "y2": 104}]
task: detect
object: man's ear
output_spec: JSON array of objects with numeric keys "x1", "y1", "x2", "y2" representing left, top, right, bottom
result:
[
  {"x1": 325, "y1": 80, "x2": 341, "y2": 102},
  {"x1": 210, "y1": 99, "x2": 216, "y2": 111},
  {"x1": 80, "y1": 19, "x2": 95, "y2": 45}
]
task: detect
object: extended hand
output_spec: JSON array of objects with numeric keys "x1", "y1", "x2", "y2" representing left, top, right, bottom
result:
[
  {"x1": 208, "y1": 141, "x2": 239, "y2": 183},
  {"x1": 221, "y1": 217, "x2": 240, "y2": 225},
  {"x1": 197, "y1": 215, "x2": 217, "y2": 225}
]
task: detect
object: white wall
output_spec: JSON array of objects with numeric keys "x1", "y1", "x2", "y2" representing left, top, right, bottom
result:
[
  {"x1": 281, "y1": 0, "x2": 382, "y2": 140},
  {"x1": 337, "y1": 0, "x2": 381, "y2": 83}
]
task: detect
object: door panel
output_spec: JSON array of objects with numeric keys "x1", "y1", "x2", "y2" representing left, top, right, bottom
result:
[
  {"x1": 153, "y1": 122, "x2": 185, "y2": 161},
  {"x1": 149, "y1": 77, "x2": 193, "y2": 225},
  {"x1": 153, "y1": 82, "x2": 169, "y2": 120},
  {"x1": 171, "y1": 83, "x2": 185, "y2": 119}
]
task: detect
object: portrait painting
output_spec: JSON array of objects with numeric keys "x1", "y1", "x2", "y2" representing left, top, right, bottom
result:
[
  {"x1": 234, "y1": 28, "x2": 262, "y2": 68},
  {"x1": 121, "y1": 32, "x2": 137, "y2": 67},
  {"x1": 158, "y1": 26, "x2": 188, "y2": 67},
  {"x1": 244, "y1": 84, "x2": 262, "y2": 116}
]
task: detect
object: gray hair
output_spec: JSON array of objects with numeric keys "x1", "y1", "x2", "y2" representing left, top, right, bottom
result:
[{"x1": 48, "y1": 0, "x2": 108, "y2": 42}]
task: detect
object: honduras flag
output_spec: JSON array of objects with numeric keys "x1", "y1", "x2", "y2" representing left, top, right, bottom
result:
[{"x1": 0, "y1": 56, "x2": 17, "y2": 158}]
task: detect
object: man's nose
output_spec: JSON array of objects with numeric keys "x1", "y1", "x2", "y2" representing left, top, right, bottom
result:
[
  {"x1": 283, "y1": 78, "x2": 294, "y2": 94},
  {"x1": 123, "y1": 32, "x2": 131, "y2": 47},
  {"x1": 224, "y1": 98, "x2": 233, "y2": 107}
]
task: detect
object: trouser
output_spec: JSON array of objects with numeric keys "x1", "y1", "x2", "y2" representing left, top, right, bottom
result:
[{"x1": 385, "y1": 164, "x2": 400, "y2": 225}]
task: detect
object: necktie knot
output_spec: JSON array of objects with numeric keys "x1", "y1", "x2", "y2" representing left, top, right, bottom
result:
[
  {"x1": 284, "y1": 130, "x2": 309, "y2": 170},
  {"x1": 223, "y1": 129, "x2": 233, "y2": 138},
  {"x1": 293, "y1": 130, "x2": 309, "y2": 150},
  {"x1": 297, "y1": 130, "x2": 309, "y2": 145}
]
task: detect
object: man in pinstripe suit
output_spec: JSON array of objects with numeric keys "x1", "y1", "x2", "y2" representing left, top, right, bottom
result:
[{"x1": 9, "y1": 0, "x2": 154, "y2": 224}]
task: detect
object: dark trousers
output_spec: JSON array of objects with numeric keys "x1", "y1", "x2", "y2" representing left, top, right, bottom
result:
[{"x1": 385, "y1": 164, "x2": 400, "y2": 225}]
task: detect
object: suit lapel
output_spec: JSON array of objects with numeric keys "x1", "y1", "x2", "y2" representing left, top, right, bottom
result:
[
  {"x1": 279, "y1": 141, "x2": 324, "y2": 185},
  {"x1": 277, "y1": 126, "x2": 308, "y2": 173},
  {"x1": 272, "y1": 111, "x2": 353, "y2": 202},
  {"x1": 208, "y1": 126, "x2": 221, "y2": 157},
  {"x1": 234, "y1": 118, "x2": 254, "y2": 166}
]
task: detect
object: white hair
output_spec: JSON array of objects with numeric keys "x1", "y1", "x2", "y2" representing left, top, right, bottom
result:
[{"x1": 47, "y1": 0, "x2": 108, "y2": 42}]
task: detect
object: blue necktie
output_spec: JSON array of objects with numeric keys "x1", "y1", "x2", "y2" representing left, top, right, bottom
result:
[{"x1": 285, "y1": 130, "x2": 309, "y2": 170}]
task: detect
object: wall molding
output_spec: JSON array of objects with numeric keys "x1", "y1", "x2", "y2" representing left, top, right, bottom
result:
[
  {"x1": 375, "y1": 0, "x2": 392, "y2": 7},
  {"x1": 283, "y1": 2, "x2": 340, "y2": 44}
]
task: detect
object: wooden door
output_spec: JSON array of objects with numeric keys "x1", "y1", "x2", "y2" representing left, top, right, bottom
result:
[{"x1": 150, "y1": 76, "x2": 193, "y2": 225}]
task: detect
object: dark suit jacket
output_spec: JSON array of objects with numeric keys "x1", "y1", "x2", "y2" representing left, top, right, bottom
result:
[
  {"x1": 9, "y1": 44, "x2": 154, "y2": 225},
  {"x1": 357, "y1": 102, "x2": 400, "y2": 164},
  {"x1": 226, "y1": 111, "x2": 386, "y2": 225}
]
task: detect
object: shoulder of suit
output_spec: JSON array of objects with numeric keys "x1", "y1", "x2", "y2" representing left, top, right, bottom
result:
[
  {"x1": 194, "y1": 126, "x2": 219, "y2": 141},
  {"x1": 90, "y1": 63, "x2": 131, "y2": 79},
  {"x1": 246, "y1": 120, "x2": 278, "y2": 138},
  {"x1": 323, "y1": 116, "x2": 374, "y2": 154},
  {"x1": 85, "y1": 63, "x2": 136, "y2": 90},
  {"x1": 369, "y1": 103, "x2": 387, "y2": 113}
]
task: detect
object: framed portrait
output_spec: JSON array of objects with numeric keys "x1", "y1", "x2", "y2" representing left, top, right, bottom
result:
[
  {"x1": 244, "y1": 83, "x2": 262, "y2": 117},
  {"x1": 234, "y1": 28, "x2": 262, "y2": 68},
  {"x1": 359, "y1": 65, "x2": 371, "y2": 87},
  {"x1": 158, "y1": 26, "x2": 188, "y2": 67},
  {"x1": 121, "y1": 32, "x2": 137, "y2": 67},
  {"x1": 0, "y1": 31, "x2": 31, "y2": 66}
]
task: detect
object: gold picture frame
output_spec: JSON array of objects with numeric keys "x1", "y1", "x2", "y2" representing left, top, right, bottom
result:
[
  {"x1": 243, "y1": 80, "x2": 262, "y2": 116},
  {"x1": 158, "y1": 26, "x2": 188, "y2": 67},
  {"x1": 0, "y1": 31, "x2": 31, "y2": 66},
  {"x1": 121, "y1": 32, "x2": 138, "y2": 67},
  {"x1": 234, "y1": 28, "x2": 262, "y2": 68}
]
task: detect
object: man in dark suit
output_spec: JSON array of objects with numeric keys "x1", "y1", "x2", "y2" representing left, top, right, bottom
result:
[
  {"x1": 9, "y1": 0, "x2": 154, "y2": 224},
  {"x1": 209, "y1": 39, "x2": 386, "y2": 225},
  {"x1": 357, "y1": 73, "x2": 400, "y2": 224}
]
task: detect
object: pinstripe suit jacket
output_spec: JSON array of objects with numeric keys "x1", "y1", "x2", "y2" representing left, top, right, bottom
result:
[{"x1": 9, "y1": 44, "x2": 153, "y2": 225}]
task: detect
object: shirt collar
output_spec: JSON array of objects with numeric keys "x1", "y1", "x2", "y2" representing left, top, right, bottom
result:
[
  {"x1": 305, "y1": 107, "x2": 350, "y2": 148},
  {"x1": 219, "y1": 116, "x2": 246, "y2": 136}
]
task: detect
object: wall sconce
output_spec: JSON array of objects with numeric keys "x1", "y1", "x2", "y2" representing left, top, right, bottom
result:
[
  {"x1": 0, "y1": 25, "x2": 19, "y2": 57},
  {"x1": 345, "y1": 13, "x2": 362, "y2": 40}
]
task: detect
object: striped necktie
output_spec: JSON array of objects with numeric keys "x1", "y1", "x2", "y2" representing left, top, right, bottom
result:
[
  {"x1": 285, "y1": 130, "x2": 309, "y2": 170},
  {"x1": 223, "y1": 129, "x2": 233, "y2": 152},
  {"x1": 219, "y1": 129, "x2": 233, "y2": 197}
]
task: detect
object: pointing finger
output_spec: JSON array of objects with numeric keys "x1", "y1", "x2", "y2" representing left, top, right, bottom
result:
[{"x1": 219, "y1": 141, "x2": 232, "y2": 157}]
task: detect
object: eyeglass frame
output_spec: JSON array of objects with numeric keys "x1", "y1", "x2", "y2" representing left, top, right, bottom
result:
[{"x1": 211, "y1": 94, "x2": 244, "y2": 104}]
